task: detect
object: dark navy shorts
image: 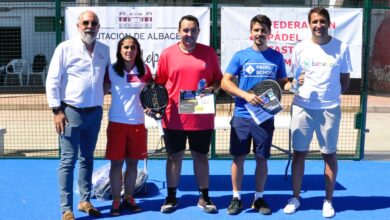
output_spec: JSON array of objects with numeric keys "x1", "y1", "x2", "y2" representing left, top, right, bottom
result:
[
  {"x1": 229, "y1": 116, "x2": 275, "y2": 158},
  {"x1": 163, "y1": 129, "x2": 214, "y2": 154}
]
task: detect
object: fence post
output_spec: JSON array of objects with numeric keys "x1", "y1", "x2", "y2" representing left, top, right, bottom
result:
[
  {"x1": 0, "y1": 128, "x2": 6, "y2": 156},
  {"x1": 55, "y1": 0, "x2": 62, "y2": 46},
  {"x1": 211, "y1": 0, "x2": 218, "y2": 50},
  {"x1": 358, "y1": 0, "x2": 372, "y2": 160},
  {"x1": 209, "y1": 0, "x2": 218, "y2": 159}
]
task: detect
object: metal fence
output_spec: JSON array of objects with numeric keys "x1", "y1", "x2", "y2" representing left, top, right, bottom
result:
[{"x1": 0, "y1": 0, "x2": 388, "y2": 159}]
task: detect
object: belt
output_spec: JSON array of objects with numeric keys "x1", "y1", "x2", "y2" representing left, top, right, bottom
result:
[{"x1": 61, "y1": 102, "x2": 100, "y2": 112}]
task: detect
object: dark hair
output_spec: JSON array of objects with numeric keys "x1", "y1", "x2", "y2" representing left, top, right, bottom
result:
[
  {"x1": 178, "y1": 15, "x2": 199, "y2": 30},
  {"x1": 113, "y1": 35, "x2": 145, "y2": 78},
  {"x1": 308, "y1": 7, "x2": 330, "y2": 24},
  {"x1": 250, "y1": 14, "x2": 272, "y2": 31}
]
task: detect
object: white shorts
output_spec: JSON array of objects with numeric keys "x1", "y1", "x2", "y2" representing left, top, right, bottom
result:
[{"x1": 290, "y1": 105, "x2": 341, "y2": 154}]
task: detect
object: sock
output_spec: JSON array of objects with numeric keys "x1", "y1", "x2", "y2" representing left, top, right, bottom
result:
[
  {"x1": 199, "y1": 188, "x2": 209, "y2": 199},
  {"x1": 254, "y1": 191, "x2": 263, "y2": 200},
  {"x1": 112, "y1": 197, "x2": 121, "y2": 208},
  {"x1": 167, "y1": 187, "x2": 177, "y2": 199},
  {"x1": 233, "y1": 191, "x2": 241, "y2": 200}
]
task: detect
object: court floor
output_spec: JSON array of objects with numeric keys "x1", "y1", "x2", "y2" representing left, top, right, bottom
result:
[{"x1": 0, "y1": 159, "x2": 389, "y2": 219}]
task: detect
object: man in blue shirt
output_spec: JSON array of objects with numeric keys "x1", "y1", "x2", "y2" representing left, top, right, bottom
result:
[{"x1": 221, "y1": 14, "x2": 291, "y2": 215}]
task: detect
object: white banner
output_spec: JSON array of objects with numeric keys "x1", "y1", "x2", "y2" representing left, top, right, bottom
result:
[
  {"x1": 221, "y1": 7, "x2": 363, "y2": 78},
  {"x1": 65, "y1": 7, "x2": 210, "y2": 74}
]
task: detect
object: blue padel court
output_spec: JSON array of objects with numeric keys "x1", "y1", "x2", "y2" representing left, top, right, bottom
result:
[{"x1": 1, "y1": 159, "x2": 390, "y2": 219}]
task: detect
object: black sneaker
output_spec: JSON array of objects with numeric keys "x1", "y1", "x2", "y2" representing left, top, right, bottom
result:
[
  {"x1": 110, "y1": 199, "x2": 121, "y2": 216},
  {"x1": 197, "y1": 196, "x2": 218, "y2": 213},
  {"x1": 121, "y1": 197, "x2": 142, "y2": 212},
  {"x1": 252, "y1": 197, "x2": 272, "y2": 215},
  {"x1": 160, "y1": 197, "x2": 178, "y2": 213},
  {"x1": 227, "y1": 197, "x2": 243, "y2": 215}
]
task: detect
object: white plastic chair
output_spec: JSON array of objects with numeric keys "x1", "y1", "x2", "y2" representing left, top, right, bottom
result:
[{"x1": 4, "y1": 59, "x2": 27, "y2": 86}]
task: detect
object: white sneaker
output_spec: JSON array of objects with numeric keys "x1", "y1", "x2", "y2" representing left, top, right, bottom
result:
[
  {"x1": 322, "y1": 199, "x2": 335, "y2": 218},
  {"x1": 283, "y1": 197, "x2": 300, "y2": 214}
]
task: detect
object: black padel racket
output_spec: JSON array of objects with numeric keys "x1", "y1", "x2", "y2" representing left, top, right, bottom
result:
[
  {"x1": 140, "y1": 82, "x2": 168, "y2": 137},
  {"x1": 249, "y1": 79, "x2": 282, "y2": 101},
  {"x1": 248, "y1": 79, "x2": 283, "y2": 115}
]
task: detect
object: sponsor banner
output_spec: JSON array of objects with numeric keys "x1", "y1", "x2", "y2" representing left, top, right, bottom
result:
[
  {"x1": 65, "y1": 7, "x2": 210, "y2": 73},
  {"x1": 221, "y1": 7, "x2": 363, "y2": 78}
]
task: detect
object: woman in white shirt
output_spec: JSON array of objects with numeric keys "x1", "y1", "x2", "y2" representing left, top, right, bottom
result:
[{"x1": 104, "y1": 36, "x2": 152, "y2": 216}]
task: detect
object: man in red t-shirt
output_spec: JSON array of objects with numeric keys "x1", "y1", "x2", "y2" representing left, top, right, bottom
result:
[{"x1": 155, "y1": 14, "x2": 222, "y2": 214}]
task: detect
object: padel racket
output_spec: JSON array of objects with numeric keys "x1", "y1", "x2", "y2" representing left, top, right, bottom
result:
[
  {"x1": 248, "y1": 79, "x2": 283, "y2": 115},
  {"x1": 249, "y1": 79, "x2": 282, "y2": 101},
  {"x1": 140, "y1": 82, "x2": 168, "y2": 137}
]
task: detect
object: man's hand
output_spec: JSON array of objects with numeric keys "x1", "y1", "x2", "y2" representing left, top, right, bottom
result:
[
  {"x1": 244, "y1": 92, "x2": 262, "y2": 106},
  {"x1": 283, "y1": 81, "x2": 292, "y2": 91},
  {"x1": 298, "y1": 72, "x2": 305, "y2": 85},
  {"x1": 54, "y1": 112, "x2": 67, "y2": 135}
]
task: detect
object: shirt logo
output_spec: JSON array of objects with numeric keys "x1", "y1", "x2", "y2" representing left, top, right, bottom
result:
[
  {"x1": 127, "y1": 74, "x2": 140, "y2": 83},
  {"x1": 243, "y1": 63, "x2": 277, "y2": 77},
  {"x1": 245, "y1": 65, "x2": 255, "y2": 75},
  {"x1": 304, "y1": 58, "x2": 338, "y2": 68}
]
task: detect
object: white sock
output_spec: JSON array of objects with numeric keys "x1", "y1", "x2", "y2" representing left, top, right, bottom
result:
[
  {"x1": 233, "y1": 191, "x2": 241, "y2": 200},
  {"x1": 254, "y1": 191, "x2": 263, "y2": 200}
]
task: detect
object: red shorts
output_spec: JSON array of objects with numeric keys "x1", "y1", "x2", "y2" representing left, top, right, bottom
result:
[{"x1": 105, "y1": 122, "x2": 148, "y2": 160}]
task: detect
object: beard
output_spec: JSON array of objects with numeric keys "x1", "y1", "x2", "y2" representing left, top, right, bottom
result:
[
  {"x1": 182, "y1": 36, "x2": 197, "y2": 46},
  {"x1": 80, "y1": 30, "x2": 97, "y2": 45},
  {"x1": 254, "y1": 35, "x2": 266, "y2": 46}
]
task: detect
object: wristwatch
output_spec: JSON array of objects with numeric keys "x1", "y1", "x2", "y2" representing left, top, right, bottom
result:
[{"x1": 52, "y1": 106, "x2": 63, "y2": 115}]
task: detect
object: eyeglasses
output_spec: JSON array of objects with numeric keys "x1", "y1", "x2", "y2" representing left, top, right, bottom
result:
[{"x1": 81, "y1": 20, "x2": 98, "y2": 27}]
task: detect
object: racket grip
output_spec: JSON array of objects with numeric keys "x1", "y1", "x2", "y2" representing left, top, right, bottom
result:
[{"x1": 157, "y1": 119, "x2": 164, "y2": 137}]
